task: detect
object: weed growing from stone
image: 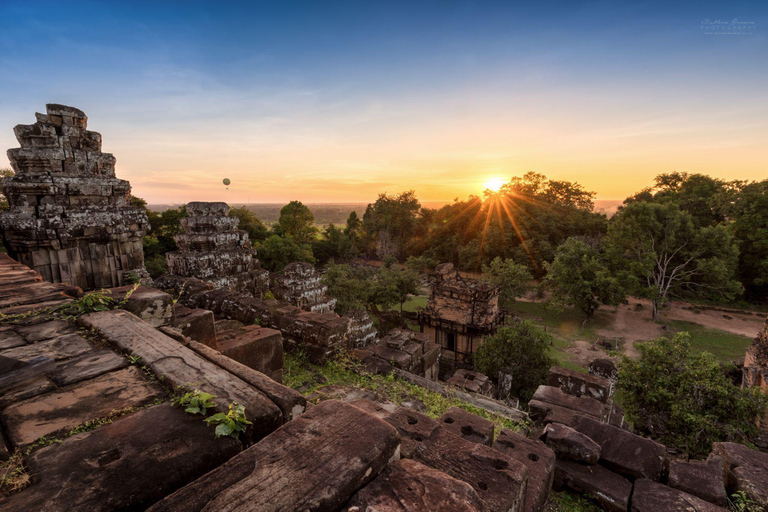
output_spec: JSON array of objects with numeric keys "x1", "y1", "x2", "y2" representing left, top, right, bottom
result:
[
  {"x1": 173, "y1": 390, "x2": 216, "y2": 415},
  {"x1": 0, "y1": 453, "x2": 30, "y2": 498},
  {"x1": 205, "y1": 402, "x2": 252, "y2": 439}
]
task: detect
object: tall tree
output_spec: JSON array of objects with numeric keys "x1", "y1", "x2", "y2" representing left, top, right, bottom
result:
[
  {"x1": 545, "y1": 238, "x2": 625, "y2": 320},
  {"x1": 256, "y1": 234, "x2": 315, "y2": 272},
  {"x1": 229, "y1": 206, "x2": 270, "y2": 243},
  {"x1": 362, "y1": 191, "x2": 421, "y2": 260},
  {"x1": 277, "y1": 201, "x2": 317, "y2": 244},
  {"x1": 604, "y1": 201, "x2": 741, "y2": 321},
  {"x1": 481, "y1": 257, "x2": 532, "y2": 305}
]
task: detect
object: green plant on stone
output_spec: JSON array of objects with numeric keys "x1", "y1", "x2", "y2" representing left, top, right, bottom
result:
[
  {"x1": 173, "y1": 390, "x2": 217, "y2": 416},
  {"x1": 205, "y1": 402, "x2": 252, "y2": 438},
  {"x1": 128, "y1": 355, "x2": 142, "y2": 365},
  {"x1": 729, "y1": 490, "x2": 766, "y2": 512}
]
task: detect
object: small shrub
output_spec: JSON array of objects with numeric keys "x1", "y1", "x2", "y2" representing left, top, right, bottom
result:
[
  {"x1": 205, "y1": 402, "x2": 252, "y2": 439},
  {"x1": 173, "y1": 390, "x2": 216, "y2": 416}
]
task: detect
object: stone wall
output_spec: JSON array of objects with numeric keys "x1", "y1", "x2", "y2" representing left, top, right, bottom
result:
[
  {"x1": 165, "y1": 202, "x2": 269, "y2": 295},
  {"x1": 0, "y1": 104, "x2": 148, "y2": 290},
  {"x1": 270, "y1": 262, "x2": 336, "y2": 313},
  {"x1": 743, "y1": 319, "x2": 768, "y2": 392}
]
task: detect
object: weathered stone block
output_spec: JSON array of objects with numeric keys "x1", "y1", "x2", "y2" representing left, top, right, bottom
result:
[
  {"x1": 173, "y1": 305, "x2": 216, "y2": 347},
  {"x1": 0, "y1": 403, "x2": 241, "y2": 511},
  {"x1": 542, "y1": 423, "x2": 601, "y2": 465},
  {"x1": 668, "y1": 455, "x2": 728, "y2": 506},
  {"x1": 630, "y1": 478, "x2": 728, "y2": 512},
  {"x1": 414, "y1": 427, "x2": 529, "y2": 512},
  {"x1": 553, "y1": 459, "x2": 632, "y2": 512},
  {"x1": 1, "y1": 366, "x2": 164, "y2": 449},
  {"x1": 569, "y1": 415, "x2": 667, "y2": 481},
  {"x1": 439, "y1": 406, "x2": 495, "y2": 446},
  {"x1": 348, "y1": 458, "x2": 489, "y2": 512},
  {"x1": 447, "y1": 368, "x2": 494, "y2": 395},
  {"x1": 383, "y1": 407, "x2": 440, "y2": 459},
  {"x1": 547, "y1": 366, "x2": 612, "y2": 402},
  {"x1": 147, "y1": 400, "x2": 400, "y2": 512},
  {"x1": 493, "y1": 428, "x2": 555, "y2": 512},
  {"x1": 215, "y1": 321, "x2": 283, "y2": 382},
  {"x1": 712, "y1": 442, "x2": 768, "y2": 503},
  {"x1": 108, "y1": 285, "x2": 174, "y2": 328}
]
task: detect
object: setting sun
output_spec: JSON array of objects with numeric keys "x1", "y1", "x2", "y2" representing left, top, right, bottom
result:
[{"x1": 484, "y1": 177, "x2": 506, "y2": 192}]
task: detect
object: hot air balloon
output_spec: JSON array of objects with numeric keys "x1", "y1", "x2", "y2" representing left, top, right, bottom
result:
[{"x1": 223, "y1": 178, "x2": 230, "y2": 190}]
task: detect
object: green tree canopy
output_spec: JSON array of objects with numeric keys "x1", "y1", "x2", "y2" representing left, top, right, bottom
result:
[
  {"x1": 473, "y1": 320, "x2": 554, "y2": 402},
  {"x1": 362, "y1": 191, "x2": 422, "y2": 260},
  {"x1": 545, "y1": 238, "x2": 625, "y2": 319},
  {"x1": 604, "y1": 201, "x2": 741, "y2": 321},
  {"x1": 277, "y1": 201, "x2": 317, "y2": 244},
  {"x1": 618, "y1": 332, "x2": 768, "y2": 457},
  {"x1": 229, "y1": 206, "x2": 270, "y2": 243},
  {"x1": 481, "y1": 257, "x2": 533, "y2": 305},
  {"x1": 321, "y1": 263, "x2": 373, "y2": 315},
  {"x1": 256, "y1": 234, "x2": 315, "y2": 272}
]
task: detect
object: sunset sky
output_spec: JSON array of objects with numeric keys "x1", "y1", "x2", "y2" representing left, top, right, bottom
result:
[{"x1": 1, "y1": 1, "x2": 766, "y2": 204}]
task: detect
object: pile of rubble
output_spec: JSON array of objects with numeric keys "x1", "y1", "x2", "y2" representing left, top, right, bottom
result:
[
  {"x1": 271, "y1": 262, "x2": 336, "y2": 313},
  {"x1": 0, "y1": 104, "x2": 149, "y2": 289},
  {"x1": 355, "y1": 329, "x2": 441, "y2": 381}
]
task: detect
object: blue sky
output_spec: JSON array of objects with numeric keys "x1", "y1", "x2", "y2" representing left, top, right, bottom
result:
[{"x1": 1, "y1": 1, "x2": 766, "y2": 203}]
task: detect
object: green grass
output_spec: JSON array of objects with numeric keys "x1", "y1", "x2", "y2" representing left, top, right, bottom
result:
[
  {"x1": 508, "y1": 301, "x2": 607, "y2": 373},
  {"x1": 663, "y1": 320, "x2": 752, "y2": 362},
  {"x1": 283, "y1": 351, "x2": 528, "y2": 434},
  {"x1": 545, "y1": 491, "x2": 603, "y2": 512},
  {"x1": 386, "y1": 295, "x2": 428, "y2": 313}
]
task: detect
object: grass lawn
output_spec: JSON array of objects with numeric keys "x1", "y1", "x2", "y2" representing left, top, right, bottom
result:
[
  {"x1": 508, "y1": 301, "x2": 607, "y2": 373},
  {"x1": 662, "y1": 320, "x2": 752, "y2": 362}
]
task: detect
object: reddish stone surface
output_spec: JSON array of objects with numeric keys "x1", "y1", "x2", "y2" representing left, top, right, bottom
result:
[
  {"x1": 215, "y1": 321, "x2": 284, "y2": 382},
  {"x1": 493, "y1": 428, "x2": 555, "y2": 512},
  {"x1": 439, "y1": 406, "x2": 494, "y2": 446}
]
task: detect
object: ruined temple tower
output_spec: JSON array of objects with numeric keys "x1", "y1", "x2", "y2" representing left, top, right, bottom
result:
[
  {"x1": 166, "y1": 201, "x2": 269, "y2": 294},
  {"x1": 743, "y1": 319, "x2": 768, "y2": 448},
  {"x1": 0, "y1": 104, "x2": 149, "y2": 290},
  {"x1": 418, "y1": 263, "x2": 503, "y2": 376},
  {"x1": 271, "y1": 262, "x2": 337, "y2": 314}
]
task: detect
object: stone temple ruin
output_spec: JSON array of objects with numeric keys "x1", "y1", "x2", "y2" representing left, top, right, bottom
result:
[
  {"x1": 0, "y1": 104, "x2": 148, "y2": 289},
  {"x1": 418, "y1": 263, "x2": 504, "y2": 376},
  {"x1": 743, "y1": 319, "x2": 768, "y2": 448},
  {"x1": 3, "y1": 105, "x2": 768, "y2": 512},
  {"x1": 166, "y1": 201, "x2": 269, "y2": 295},
  {"x1": 270, "y1": 261, "x2": 336, "y2": 313}
]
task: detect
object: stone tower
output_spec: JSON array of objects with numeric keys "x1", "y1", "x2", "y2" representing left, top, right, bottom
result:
[
  {"x1": 166, "y1": 201, "x2": 269, "y2": 294},
  {"x1": 0, "y1": 104, "x2": 149, "y2": 290}
]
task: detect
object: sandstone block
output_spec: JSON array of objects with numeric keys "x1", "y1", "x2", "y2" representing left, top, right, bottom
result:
[
  {"x1": 173, "y1": 305, "x2": 216, "y2": 346},
  {"x1": 713, "y1": 442, "x2": 768, "y2": 503},
  {"x1": 543, "y1": 423, "x2": 601, "y2": 465},
  {"x1": 668, "y1": 455, "x2": 728, "y2": 506},
  {"x1": 630, "y1": 478, "x2": 728, "y2": 512},
  {"x1": 493, "y1": 428, "x2": 555, "y2": 512},
  {"x1": 553, "y1": 459, "x2": 632, "y2": 512},
  {"x1": 414, "y1": 427, "x2": 529, "y2": 512},
  {"x1": 547, "y1": 366, "x2": 612, "y2": 402},
  {"x1": 439, "y1": 406, "x2": 495, "y2": 446},
  {"x1": 108, "y1": 285, "x2": 174, "y2": 327},
  {"x1": 1, "y1": 366, "x2": 164, "y2": 449},
  {"x1": 570, "y1": 415, "x2": 667, "y2": 481},
  {"x1": 383, "y1": 407, "x2": 440, "y2": 458},
  {"x1": 47, "y1": 350, "x2": 129, "y2": 386},
  {"x1": 348, "y1": 458, "x2": 489, "y2": 512},
  {"x1": 148, "y1": 400, "x2": 400, "y2": 512},
  {"x1": 0, "y1": 403, "x2": 241, "y2": 511},
  {"x1": 215, "y1": 321, "x2": 284, "y2": 382}
]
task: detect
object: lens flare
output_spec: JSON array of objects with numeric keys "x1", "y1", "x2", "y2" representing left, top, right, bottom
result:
[{"x1": 484, "y1": 177, "x2": 505, "y2": 192}]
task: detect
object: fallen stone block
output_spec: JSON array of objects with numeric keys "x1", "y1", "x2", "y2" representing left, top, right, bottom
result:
[
  {"x1": 553, "y1": 459, "x2": 632, "y2": 512},
  {"x1": 0, "y1": 330, "x2": 25, "y2": 350},
  {"x1": 0, "y1": 375, "x2": 56, "y2": 409},
  {"x1": 348, "y1": 458, "x2": 489, "y2": 512},
  {"x1": 147, "y1": 400, "x2": 400, "y2": 512},
  {"x1": 570, "y1": 415, "x2": 666, "y2": 481},
  {"x1": 439, "y1": 406, "x2": 495, "y2": 446},
  {"x1": 349, "y1": 398, "x2": 396, "y2": 419},
  {"x1": 630, "y1": 478, "x2": 728, "y2": 512},
  {"x1": 0, "y1": 403, "x2": 241, "y2": 511},
  {"x1": 0, "y1": 355, "x2": 55, "y2": 392},
  {"x1": 47, "y1": 350, "x2": 128, "y2": 386},
  {"x1": 79, "y1": 310, "x2": 282, "y2": 442},
  {"x1": 447, "y1": 368, "x2": 494, "y2": 396},
  {"x1": 173, "y1": 305, "x2": 216, "y2": 347},
  {"x1": 668, "y1": 455, "x2": 728, "y2": 507},
  {"x1": 547, "y1": 366, "x2": 612, "y2": 402},
  {"x1": 383, "y1": 407, "x2": 440, "y2": 458},
  {"x1": 543, "y1": 423, "x2": 601, "y2": 465},
  {"x1": 0, "y1": 333, "x2": 92, "y2": 362},
  {"x1": 16, "y1": 320, "x2": 76, "y2": 342},
  {"x1": 215, "y1": 321, "x2": 283, "y2": 382},
  {"x1": 531, "y1": 385, "x2": 607, "y2": 421},
  {"x1": 528, "y1": 399, "x2": 584, "y2": 425},
  {"x1": 493, "y1": 428, "x2": 555, "y2": 512},
  {"x1": 109, "y1": 285, "x2": 174, "y2": 328},
  {"x1": 1, "y1": 366, "x2": 164, "y2": 449},
  {"x1": 186, "y1": 339, "x2": 305, "y2": 422},
  {"x1": 414, "y1": 427, "x2": 529, "y2": 512}
]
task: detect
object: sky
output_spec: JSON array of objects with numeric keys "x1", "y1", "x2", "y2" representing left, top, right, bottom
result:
[{"x1": 0, "y1": 1, "x2": 766, "y2": 204}]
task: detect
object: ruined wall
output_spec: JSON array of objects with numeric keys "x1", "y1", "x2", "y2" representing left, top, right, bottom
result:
[
  {"x1": 166, "y1": 202, "x2": 269, "y2": 294},
  {"x1": 0, "y1": 104, "x2": 148, "y2": 290},
  {"x1": 744, "y1": 320, "x2": 768, "y2": 392},
  {"x1": 271, "y1": 262, "x2": 337, "y2": 313}
]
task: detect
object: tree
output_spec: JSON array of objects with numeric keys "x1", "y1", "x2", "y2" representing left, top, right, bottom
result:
[
  {"x1": 322, "y1": 263, "x2": 373, "y2": 315},
  {"x1": 312, "y1": 224, "x2": 352, "y2": 265},
  {"x1": 0, "y1": 168, "x2": 15, "y2": 212},
  {"x1": 229, "y1": 206, "x2": 270, "y2": 243},
  {"x1": 473, "y1": 320, "x2": 555, "y2": 402},
  {"x1": 372, "y1": 266, "x2": 419, "y2": 314},
  {"x1": 604, "y1": 201, "x2": 741, "y2": 321},
  {"x1": 618, "y1": 333, "x2": 768, "y2": 457},
  {"x1": 404, "y1": 255, "x2": 437, "y2": 274},
  {"x1": 545, "y1": 238, "x2": 625, "y2": 320},
  {"x1": 256, "y1": 234, "x2": 315, "y2": 272},
  {"x1": 362, "y1": 191, "x2": 422, "y2": 260},
  {"x1": 481, "y1": 257, "x2": 532, "y2": 305},
  {"x1": 277, "y1": 201, "x2": 317, "y2": 244}
]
